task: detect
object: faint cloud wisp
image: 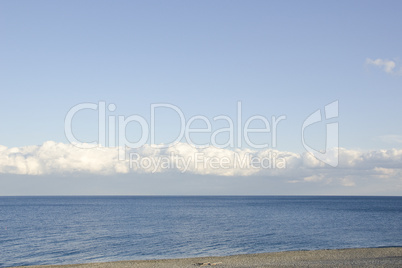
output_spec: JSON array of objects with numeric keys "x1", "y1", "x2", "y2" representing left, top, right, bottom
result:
[
  {"x1": 379, "y1": 134, "x2": 402, "y2": 144},
  {"x1": 366, "y1": 58, "x2": 402, "y2": 75}
]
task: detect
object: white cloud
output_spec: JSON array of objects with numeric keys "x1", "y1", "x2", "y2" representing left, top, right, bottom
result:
[
  {"x1": 303, "y1": 174, "x2": 325, "y2": 182},
  {"x1": 339, "y1": 177, "x2": 356, "y2": 187},
  {"x1": 374, "y1": 167, "x2": 402, "y2": 179},
  {"x1": 0, "y1": 141, "x2": 128, "y2": 175},
  {"x1": 1, "y1": 142, "x2": 402, "y2": 191},
  {"x1": 366, "y1": 58, "x2": 402, "y2": 75}
]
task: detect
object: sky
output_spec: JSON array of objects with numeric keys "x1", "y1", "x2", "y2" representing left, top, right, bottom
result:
[{"x1": 1, "y1": 0, "x2": 402, "y2": 195}]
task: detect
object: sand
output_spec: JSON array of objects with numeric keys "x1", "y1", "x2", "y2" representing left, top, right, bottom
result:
[{"x1": 13, "y1": 247, "x2": 402, "y2": 268}]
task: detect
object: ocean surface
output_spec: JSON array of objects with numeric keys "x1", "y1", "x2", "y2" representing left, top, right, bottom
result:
[{"x1": 1, "y1": 196, "x2": 402, "y2": 267}]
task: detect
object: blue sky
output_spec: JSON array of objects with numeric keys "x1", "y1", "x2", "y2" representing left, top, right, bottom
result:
[{"x1": 1, "y1": 1, "x2": 402, "y2": 195}]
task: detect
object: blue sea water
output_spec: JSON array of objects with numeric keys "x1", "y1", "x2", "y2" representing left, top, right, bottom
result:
[{"x1": 0, "y1": 196, "x2": 402, "y2": 267}]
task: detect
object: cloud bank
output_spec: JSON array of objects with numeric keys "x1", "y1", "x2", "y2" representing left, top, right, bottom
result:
[{"x1": 1, "y1": 141, "x2": 402, "y2": 188}]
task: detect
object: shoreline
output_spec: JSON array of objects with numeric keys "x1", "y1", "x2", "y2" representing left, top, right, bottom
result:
[{"x1": 12, "y1": 247, "x2": 402, "y2": 268}]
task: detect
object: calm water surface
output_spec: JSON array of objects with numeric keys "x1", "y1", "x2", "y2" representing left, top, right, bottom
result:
[{"x1": 0, "y1": 196, "x2": 401, "y2": 267}]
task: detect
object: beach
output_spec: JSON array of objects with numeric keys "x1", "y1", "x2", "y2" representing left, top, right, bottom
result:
[{"x1": 13, "y1": 247, "x2": 402, "y2": 268}]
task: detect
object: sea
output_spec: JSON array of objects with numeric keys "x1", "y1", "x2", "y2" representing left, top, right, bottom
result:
[{"x1": 1, "y1": 196, "x2": 402, "y2": 267}]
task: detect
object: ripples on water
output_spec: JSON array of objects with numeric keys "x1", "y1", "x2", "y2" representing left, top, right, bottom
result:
[{"x1": 1, "y1": 196, "x2": 401, "y2": 267}]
